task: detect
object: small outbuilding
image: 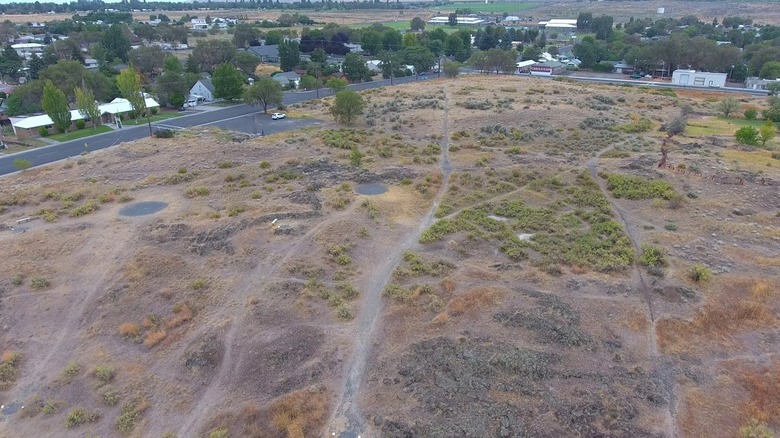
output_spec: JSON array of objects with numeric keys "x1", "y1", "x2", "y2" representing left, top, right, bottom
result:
[{"x1": 671, "y1": 70, "x2": 726, "y2": 88}]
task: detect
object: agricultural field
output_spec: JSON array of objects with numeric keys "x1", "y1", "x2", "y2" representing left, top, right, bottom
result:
[{"x1": 0, "y1": 74, "x2": 778, "y2": 438}]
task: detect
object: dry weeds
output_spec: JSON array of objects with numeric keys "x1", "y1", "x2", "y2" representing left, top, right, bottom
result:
[{"x1": 270, "y1": 386, "x2": 330, "y2": 438}]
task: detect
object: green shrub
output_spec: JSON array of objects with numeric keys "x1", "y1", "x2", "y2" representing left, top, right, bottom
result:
[
  {"x1": 735, "y1": 126, "x2": 759, "y2": 145},
  {"x1": 639, "y1": 244, "x2": 667, "y2": 268},
  {"x1": 664, "y1": 223, "x2": 678, "y2": 231},
  {"x1": 66, "y1": 408, "x2": 100, "y2": 428},
  {"x1": 115, "y1": 399, "x2": 148, "y2": 435},
  {"x1": 101, "y1": 388, "x2": 120, "y2": 406},
  {"x1": 151, "y1": 107, "x2": 158, "y2": 115},
  {"x1": 336, "y1": 304, "x2": 354, "y2": 320},
  {"x1": 70, "y1": 199, "x2": 99, "y2": 217},
  {"x1": 13, "y1": 158, "x2": 32, "y2": 171},
  {"x1": 154, "y1": 129, "x2": 174, "y2": 138},
  {"x1": 744, "y1": 107, "x2": 758, "y2": 120},
  {"x1": 184, "y1": 186, "x2": 210, "y2": 198},
  {"x1": 39, "y1": 126, "x2": 49, "y2": 137},
  {"x1": 92, "y1": 365, "x2": 116, "y2": 384},
  {"x1": 690, "y1": 264, "x2": 712, "y2": 284},
  {"x1": 217, "y1": 161, "x2": 234, "y2": 169},
  {"x1": 740, "y1": 419, "x2": 775, "y2": 438},
  {"x1": 606, "y1": 174, "x2": 676, "y2": 200},
  {"x1": 30, "y1": 277, "x2": 51, "y2": 290},
  {"x1": 75, "y1": 120, "x2": 86, "y2": 130}
]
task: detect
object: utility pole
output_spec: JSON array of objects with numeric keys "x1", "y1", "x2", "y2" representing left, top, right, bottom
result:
[{"x1": 315, "y1": 62, "x2": 321, "y2": 98}]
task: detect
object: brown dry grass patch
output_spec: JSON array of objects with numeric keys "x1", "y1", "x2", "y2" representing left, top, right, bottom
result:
[
  {"x1": 144, "y1": 330, "x2": 167, "y2": 348},
  {"x1": 657, "y1": 278, "x2": 778, "y2": 354},
  {"x1": 433, "y1": 286, "x2": 505, "y2": 324},
  {"x1": 166, "y1": 303, "x2": 193, "y2": 329},
  {"x1": 119, "y1": 322, "x2": 140, "y2": 337},
  {"x1": 733, "y1": 359, "x2": 780, "y2": 426},
  {"x1": 270, "y1": 386, "x2": 329, "y2": 438}
]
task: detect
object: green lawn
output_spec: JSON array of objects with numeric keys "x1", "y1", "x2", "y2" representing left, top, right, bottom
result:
[
  {"x1": 431, "y1": 1, "x2": 535, "y2": 13},
  {"x1": 686, "y1": 116, "x2": 769, "y2": 136},
  {"x1": 49, "y1": 125, "x2": 113, "y2": 142}
]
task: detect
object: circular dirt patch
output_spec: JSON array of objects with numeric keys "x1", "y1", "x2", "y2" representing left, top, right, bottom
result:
[
  {"x1": 119, "y1": 201, "x2": 168, "y2": 217},
  {"x1": 356, "y1": 183, "x2": 388, "y2": 195}
]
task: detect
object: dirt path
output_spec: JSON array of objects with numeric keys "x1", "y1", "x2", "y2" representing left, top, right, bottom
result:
[
  {"x1": 585, "y1": 152, "x2": 678, "y2": 438},
  {"x1": 173, "y1": 204, "x2": 365, "y2": 437},
  {"x1": 327, "y1": 90, "x2": 452, "y2": 437}
]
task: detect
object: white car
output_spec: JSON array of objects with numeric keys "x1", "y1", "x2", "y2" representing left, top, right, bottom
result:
[{"x1": 271, "y1": 112, "x2": 286, "y2": 120}]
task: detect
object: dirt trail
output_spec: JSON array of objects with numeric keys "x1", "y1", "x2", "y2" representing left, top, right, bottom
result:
[
  {"x1": 174, "y1": 203, "x2": 364, "y2": 437},
  {"x1": 586, "y1": 151, "x2": 678, "y2": 438},
  {"x1": 327, "y1": 90, "x2": 452, "y2": 437}
]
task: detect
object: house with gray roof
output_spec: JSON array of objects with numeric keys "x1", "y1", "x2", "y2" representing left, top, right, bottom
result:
[
  {"x1": 271, "y1": 71, "x2": 301, "y2": 89},
  {"x1": 248, "y1": 45, "x2": 280, "y2": 63},
  {"x1": 190, "y1": 78, "x2": 216, "y2": 102}
]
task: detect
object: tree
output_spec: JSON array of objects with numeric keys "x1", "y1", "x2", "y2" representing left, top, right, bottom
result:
[
  {"x1": 342, "y1": 52, "x2": 370, "y2": 82},
  {"x1": 767, "y1": 82, "x2": 780, "y2": 97},
  {"x1": 577, "y1": 12, "x2": 593, "y2": 31},
  {"x1": 717, "y1": 97, "x2": 740, "y2": 118},
  {"x1": 192, "y1": 40, "x2": 237, "y2": 73},
  {"x1": 400, "y1": 45, "x2": 435, "y2": 76},
  {"x1": 74, "y1": 87, "x2": 100, "y2": 129},
  {"x1": 233, "y1": 51, "x2": 261, "y2": 77},
  {"x1": 116, "y1": 66, "x2": 151, "y2": 135},
  {"x1": 591, "y1": 15, "x2": 614, "y2": 40},
  {"x1": 128, "y1": 45, "x2": 165, "y2": 78},
  {"x1": 278, "y1": 40, "x2": 301, "y2": 72},
  {"x1": 331, "y1": 90, "x2": 364, "y2": 125},
  {"x1": 163, "y1": 55, "x2": 182, "y2": 74},
  {"x1": 442, "y1": 61, "x2": 460, "y2": 78},
  {"x1": 758, "y1": 121, "x2": 776, "y2": 147},
  {"x1": 42, "y1": 80, "x2": 71, "y2": 133},
  {"x1": 242, "y1": 77, "x2": 283, "y2": 114},
  {"x1": 325, "y1": 77, "x2": 348, "y2": 93},
  {"x1": 299, "y1": 75, "x2": 317, "y2": 90},
  {"x1": 759, "y1": 62, "x2": 780, "y2": 80},
  {"x1": 0, "y1": 44, "x2": 23, "y2": 80},
  {"x1": 5, "y1": 79, "x2": 45, "y2": 116},
  {"x1": 735, "y1": 126, "x2": 759, "y2": 145},
  {"x1": 468, "y1": 50, "x2": 489, "y2": 73},
  {"x1": 522, "y1": 46, "x2": 542, "y2": 62},
  {"x1": 411, "y1": 17, "x2": 426, "y2": 32},
  {"x1": 40, "y1": 60, "x2": 114, "y2": 102},
  {"x1": 233, "y1": 23, "x2": 259, "y2": 48},
  {"x1": 763, "y1": 97, "x2": 780, "y2": 122},
  {"x1": 212, "y1": 63, "x2": 245, "y2": 100},
  {"x1": 360, "y1": 31, "x2": 383, "y2": 56},
  {"x1": 448, "y1": 13, "x2": 458, "y2": 27},
  {"x1": 169, "y1": 92, "x2": 185, "y2": 109},
  {"x1": 102, "y1": 24, "x2": 131, "y2": 62},
  {"x1": 310, "y1": 47, "x2": 327, "y2": 64}
]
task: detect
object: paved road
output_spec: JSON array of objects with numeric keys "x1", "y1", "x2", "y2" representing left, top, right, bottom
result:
[{"x1": 0, "y1": 74, "x2": 420, "y2": 176}]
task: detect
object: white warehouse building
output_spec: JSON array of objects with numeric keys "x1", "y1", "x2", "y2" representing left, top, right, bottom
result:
[
  {"x1": 671, "y1": 70, "x2": 727, "y2": 88},
  {"x1": 427, "y1": 16, "x2": 487, "y2": 26}
]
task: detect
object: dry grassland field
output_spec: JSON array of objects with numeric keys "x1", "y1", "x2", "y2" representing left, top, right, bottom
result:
[
  {"x1": 6, "y1": 0, "x2": 780, "y2": 26},
  {"x1": 0, "y1": 74, "x2": 779, "y2": 438}
]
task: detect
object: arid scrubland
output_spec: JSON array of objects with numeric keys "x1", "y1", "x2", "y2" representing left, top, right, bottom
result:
[{"x1": 0, "y1": 75, "x2": 778, "y2": 437}]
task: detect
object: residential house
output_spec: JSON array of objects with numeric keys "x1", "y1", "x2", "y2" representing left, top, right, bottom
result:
[
  {"x1": 344, "y1": 43, "x2": 363, "y2": 53},
  {"x1": 190, "y1": 78, "x2": 216, "y2": 102},
  {"x1": 11, "y1": 43, "x2": 46, "y2": 60},
  {"x1": 10, "y1": 97, "x2": 160, "y2": 139},
  {"x1": 190, "y1": 19, "x2": 209, "y2": 31},
  {"x1": 248, "y1": 45, "x2": 280, "y2": 63},
  {"x1": 272, "y1": 71, "x2": 301, "y2": 89},
  {"x1": 745, "y1": 77, "x2": 780, "y2": 91},
  {"x1": 613, "y1": 61, "x2": 634, "y2": 74},
  {"x1": 530, "y1": 60, "x2": 565, "y2": 75},
  {"x1": 84, "y1": 58, "x2": 99, "y2": 69},
  {"x1": 538, "y1": 19, "x2": 578, "y2": 30},
  {"x1": 502, "y1": 16, "x2": 522, "y2": 25},
  {"x1": 365, "y1": 60, "x2": 382, "y2": 73},
  {"x1": 671, "y1": 70, "x2": 726, "y2": 88}
]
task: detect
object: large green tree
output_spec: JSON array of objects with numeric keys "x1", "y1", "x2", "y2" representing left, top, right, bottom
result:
[
  {"x1": 102, "y1": 24, "x2": 131, "y2": 62},
  {"x1": 42, "y1": 80, "x2": 71, "y2": 133},
  {"x1": 0, "y1": 44, "x2": 22, "y2": 80},
  {"x1": 233, "y1": 51, "x2": 261, "y2": 77},
  {"x1": 5, "y1": 80, "x2": 45, "y2": 116},
  {"x1": 192, "y1": 39, "x2": 237, "y2": 73},
  {"x1": 74, "y1": 87, "x2": 101, "y2": 129},
  {"x1": 233, "y1": 23, "x2": 259, "y2": 48},
  {"x1": 400, "y1": 45, "x2": 435, "y2": 77},
  {"x1": 128, "y1": 45, "x2": 165, "y2": 78},
  {"x1": 760, "y1": 61, "x2": 780, "y2": 80},
  {"x1": 342, "y1": 52, "x2": 371, "y2": 82},
  {"x1": 116, "y1": 66, "x2": 151, "y2": 135},
  {"x1": 40, "y1": 60, "x2": 115, "y2": 101},
  {"x1": 212, "y1": 63, "x2": 245, "y2": 100},
  {"x1": 278, "y1": 40, "x2": 301, "y2": 72},
  {"x1": 330, "y1": 90, "x2": 364, "y2": 125},
  {"x1": 242, "y1": 77, "x2": 283, "y2": 114},
  {"x1": 410, "y1": 17, "x2": 426, "y2": 31}
]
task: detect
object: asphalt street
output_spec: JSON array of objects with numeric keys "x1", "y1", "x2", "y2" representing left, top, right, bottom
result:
[{"x1": 0, "y1": 74, "x2": 420, "y2": 176}]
